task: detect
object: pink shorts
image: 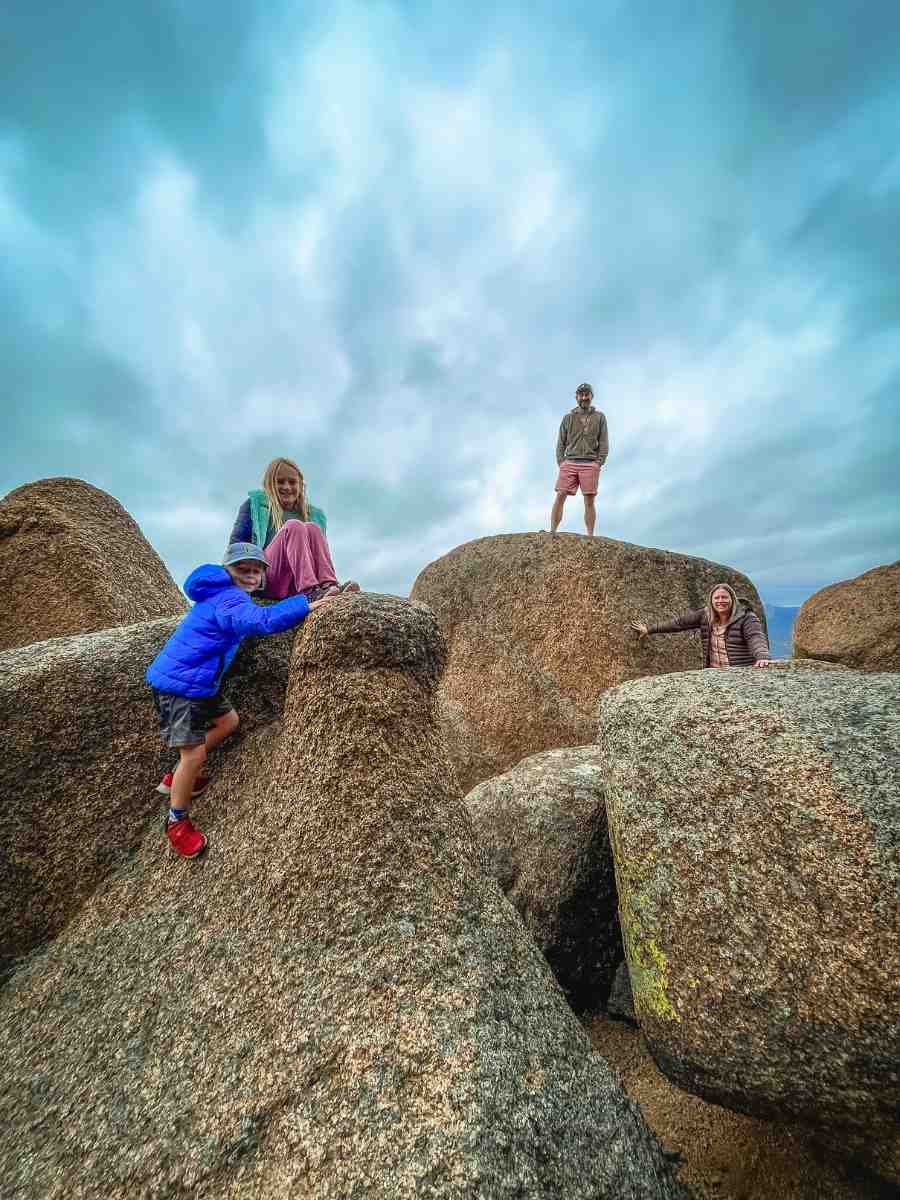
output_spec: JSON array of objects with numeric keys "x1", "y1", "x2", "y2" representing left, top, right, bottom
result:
[{"x1": 555, "y1": 460, "x2": 600, "y2": 496}]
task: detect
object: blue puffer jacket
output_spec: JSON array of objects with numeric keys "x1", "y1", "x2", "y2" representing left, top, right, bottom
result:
[{"x1": 146, "y1": 565, "x2": 310, "y2": 698}]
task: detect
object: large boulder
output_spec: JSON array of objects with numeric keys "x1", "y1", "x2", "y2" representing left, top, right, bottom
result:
[
  {"x1": 410, "y1": 532, "x2": 763, "y2": 792},
  {"x1": 0, "y1": 619, "x2": 297, "y2": 976},
  {"x1": 0, "y1": 594, "x2": 686, "y2": 1200},
  {"x1": 596, "y1": 666, "x2": 900, "y2": 1175},
  {"x1": 465, "y1": 745, "x2": 622, "y2": 1012},
  {"x1": 794, "y1": 561, "x2": 900, "y2": 671},
  {"x1": 0, "y1": 477, "x2": 187, "y2": 650}
]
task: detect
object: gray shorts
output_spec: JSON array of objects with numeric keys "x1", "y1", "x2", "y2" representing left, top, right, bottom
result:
[{"x1": 152, "y1": 689, "x2": 234, "y2": 749}]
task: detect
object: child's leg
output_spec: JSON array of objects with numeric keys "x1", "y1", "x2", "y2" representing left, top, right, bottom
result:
[
  {"x1": 165, "y1": 708, "x2": 237, "y2": 808},
  {"x1": 264, "y1": 520, "x2": 338, "y2": 598},
  {"x1": 164, "y1": 700, "x2": 237, "y2": 822},
  {"x1": 303, "y1": 522, "x2": 339, "y2": 588},
  {"x1": 165, "y1": 742, "x2": 209, "y2": 858},
  {"x1": 205, "y1": 708, "x2": 239, "y2": 753},
  {"x1": 170, "y1": 743, "x2": 207, "y2": 813}
]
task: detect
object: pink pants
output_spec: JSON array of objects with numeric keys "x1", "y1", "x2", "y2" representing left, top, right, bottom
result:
[{"x1": 263, "y1": 520, "x2": 338, "y2": 599}]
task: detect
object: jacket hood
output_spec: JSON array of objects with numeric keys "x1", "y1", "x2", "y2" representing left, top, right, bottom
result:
[
  {"x1": 183, "y1": 564, "x2": 236, "y2": 603},
  {"x1": 706, "y1": 581, "x2": 746, "y2": 627}
]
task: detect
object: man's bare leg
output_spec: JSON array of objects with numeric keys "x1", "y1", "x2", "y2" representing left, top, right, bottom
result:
[
  {"x1": 583, "y1": 494, "x2": 596, "y2": 536},
  {"x1": 549, "y1": 492, "x2": 566, "y2": 533}
]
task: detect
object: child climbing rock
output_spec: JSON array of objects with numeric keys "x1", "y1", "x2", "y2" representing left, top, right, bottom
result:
[{"x1": 146, "y1": 542, "x2": 332, "y2": 858}]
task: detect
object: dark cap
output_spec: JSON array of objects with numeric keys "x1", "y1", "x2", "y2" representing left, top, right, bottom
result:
[{"x1": 223, "y1": 542, "x2": 268, "y2": 568}]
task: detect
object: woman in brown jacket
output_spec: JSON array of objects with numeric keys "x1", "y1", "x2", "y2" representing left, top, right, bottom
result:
[{"x1": 631, "y1": 581, "x2": 772, "y2": 667}]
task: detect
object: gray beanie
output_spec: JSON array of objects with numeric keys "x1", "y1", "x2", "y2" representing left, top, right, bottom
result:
[{"x1": 223, "y1": 542, "x2": 268, "y2": 568}]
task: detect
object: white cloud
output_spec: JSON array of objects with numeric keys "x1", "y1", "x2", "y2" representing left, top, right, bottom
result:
[
  {"x1": 0, "y1": 142, "x2": 80, "y2": 331},
  {"x1": 141, "y1": 503, "x2": 232, "y2": 538},
  {"x1": 85, "y1": 155, "x2": 349, "y2": 448},
  {"x1": 5, "y1": 0, "x2": 897, "y2": 606}
]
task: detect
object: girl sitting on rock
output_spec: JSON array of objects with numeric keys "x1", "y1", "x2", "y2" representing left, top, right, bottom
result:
[
  {"x1": 631, "y1": 582, "x2": 772, "y2": 668},
  {"x1": 229, "y1": 456, "x2": 360, "y2": 602}
]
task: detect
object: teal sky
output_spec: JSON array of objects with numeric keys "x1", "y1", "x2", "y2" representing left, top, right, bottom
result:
[{"x1": 3, "y1": 1, "x2": 899, "y2": 605}]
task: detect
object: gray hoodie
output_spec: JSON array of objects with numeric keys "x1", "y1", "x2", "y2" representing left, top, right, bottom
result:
[{"x1": 556, "y1": 406, "x2": 609, "y2": 465}]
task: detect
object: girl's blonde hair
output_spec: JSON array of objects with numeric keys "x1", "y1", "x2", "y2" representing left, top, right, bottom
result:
[
  {"x1": 706, "y1": 581, "x2": 738, "y2": 625},
  {"x1": 261, "y1": 457, "x2": 309, "y2": 531}
]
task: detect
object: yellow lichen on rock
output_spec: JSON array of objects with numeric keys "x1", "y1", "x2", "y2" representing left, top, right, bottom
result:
[{"x1": 611, "y1": 833, "x2": 680, "y2": 1023}]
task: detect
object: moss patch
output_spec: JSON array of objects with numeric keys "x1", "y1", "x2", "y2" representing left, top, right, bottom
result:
[{"x1": 610, "y1": 823, "x2": 679, "y2": 1023}]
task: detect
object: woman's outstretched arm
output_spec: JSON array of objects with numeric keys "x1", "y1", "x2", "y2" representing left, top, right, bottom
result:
[{"x1": 631, "y1": 609, "x2": 704, "y2": 638}]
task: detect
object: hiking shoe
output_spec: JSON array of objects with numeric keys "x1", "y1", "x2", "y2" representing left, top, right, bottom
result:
[
  {"x1": 165, "y1": 816, "x2": 207, "y2": 859},
  {"x1": 304, "y1": 582, "x2": 336, "y2": 602},
  {"x1": 156, "y1": 772, "x2": 211, "y2": 798},
  {"x1": 305, "y1": 581, "x2": 359, "y2": 602}
]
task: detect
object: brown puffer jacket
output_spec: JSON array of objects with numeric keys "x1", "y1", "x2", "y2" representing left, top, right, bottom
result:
[{"x1": 648, "y1": 603, "x2": 770, "y2": 667}]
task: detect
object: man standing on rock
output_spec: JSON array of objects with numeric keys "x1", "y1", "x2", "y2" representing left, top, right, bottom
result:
[{"x1": 549, "y1": 382, "x2": 609, "y2": 536}]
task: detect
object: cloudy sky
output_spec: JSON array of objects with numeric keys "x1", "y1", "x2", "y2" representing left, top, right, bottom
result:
[{"x1": 3, "y1": 1, "x2": 898, "y2": 605}]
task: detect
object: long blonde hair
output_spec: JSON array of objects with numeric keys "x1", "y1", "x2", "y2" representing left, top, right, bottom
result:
[{"x1": 261, "y1": 457, "x2": 309, "y2": 531}]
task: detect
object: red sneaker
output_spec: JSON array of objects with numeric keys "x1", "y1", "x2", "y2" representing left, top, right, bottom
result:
[
  {"x1": 156, "y1": 772, "x2": 211, "y2": 797},
  {"x1": 165, "y1": 816, "x2": 207, "y2": 859}
]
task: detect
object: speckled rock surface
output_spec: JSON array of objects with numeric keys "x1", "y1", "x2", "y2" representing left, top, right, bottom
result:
[
  {"x1": 794, "y1": 561, "x2": 900, "y2": 671},
  {"x1": 410, "y1": 532, "x2": 763, "y2": 792},
  {"x1": 0, "y1": 594, "x2": 686, "y2": 1200},
  {"x1": 465, "y1": 746, "x2": 622, "y2": 1012},
  {"x1": 0, "y1": 477, "x2": 187, "y2": 650},
  {"x1": 0, "y1": 618, "x2": 298, "y2": 975},
  {"x1": 607, "y1": 962, "x2": 637, "y2": 1025},
  {"x1": 597, "y1": 667, "x2": 900, "y2": 1176}
]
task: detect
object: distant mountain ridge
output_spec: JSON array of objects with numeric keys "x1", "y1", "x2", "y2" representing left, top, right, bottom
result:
[{"x1": 764, "y1": 605, "x2": 800, "y2": 659}]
